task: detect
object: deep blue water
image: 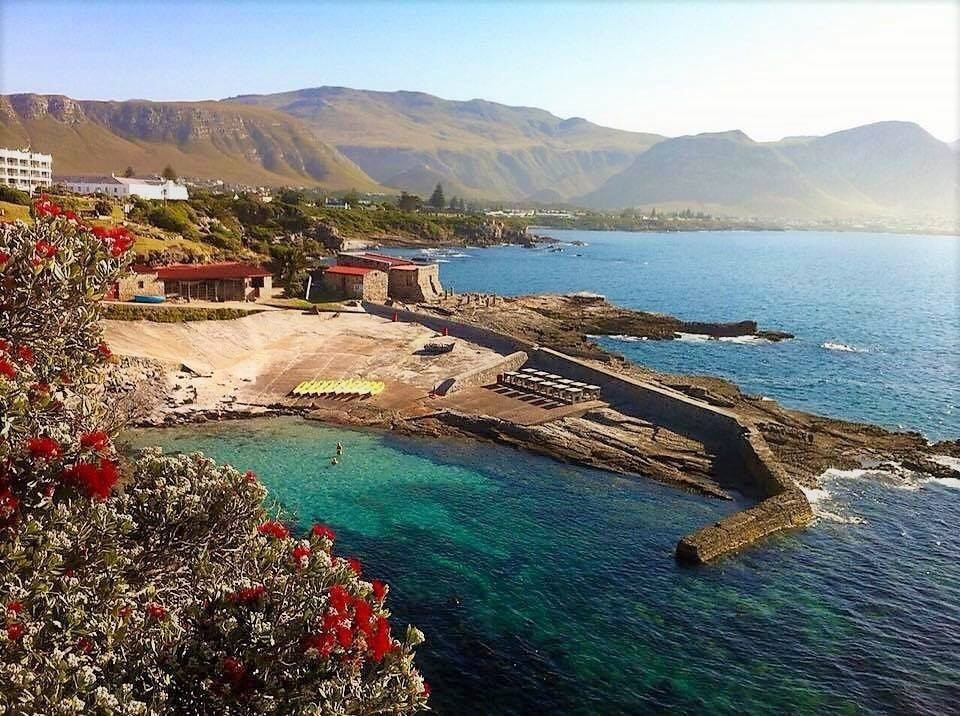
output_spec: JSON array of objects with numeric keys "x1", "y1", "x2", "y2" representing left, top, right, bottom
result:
[
  {"x1": 129, "y1": 418, "x2": 960, "y2": 715},
  {"x1": 387, "y1": 230, "x2": 959, "y2": 440}
]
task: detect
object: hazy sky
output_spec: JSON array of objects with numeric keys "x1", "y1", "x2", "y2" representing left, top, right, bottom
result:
[{"x1": 1, "y1": 0, "x2": 957, "y2": 141}]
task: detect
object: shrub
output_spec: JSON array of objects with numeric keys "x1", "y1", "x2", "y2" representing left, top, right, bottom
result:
[
  {"x1": 0, "y1": 186, "x2": 31, "y2": 206},
  {"x1": 102, "y1": 304, "x2": 262, "y2": 323},
  {"x1": 0, "y1": 199, "x2": 428, "y2": 713}
]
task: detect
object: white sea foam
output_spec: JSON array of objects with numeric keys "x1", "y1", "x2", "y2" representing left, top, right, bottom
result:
[
  {"x1": 603, "y1": 334, "x2": 648, "y2": 343},
  {"x1": 799, "y1": 483, "x2": 865, "y2": 524},
  {"x1": 718, "y1": 335, "x2": 772, "y2": 345},
  {"x1": 674, "y1": 332, "x2": 712, "y2": 342},
  {"x1": 821, "y1": 341, "x2": 867, "y2": 353},
  {"x1": 929, "y1": 455, "x2": 960, "y2": 472}
]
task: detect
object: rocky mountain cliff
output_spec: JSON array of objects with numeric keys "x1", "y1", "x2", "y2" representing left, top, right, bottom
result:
[{"x1": 0, "y1": 94, "x2": 379, "y2": 189}]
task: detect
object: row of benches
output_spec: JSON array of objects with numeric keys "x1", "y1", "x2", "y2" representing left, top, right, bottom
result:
[{"x1": 498, "y1": 368, "x2": 601, "y2": 404}]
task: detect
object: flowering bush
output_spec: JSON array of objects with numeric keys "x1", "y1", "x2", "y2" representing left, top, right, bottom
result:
[{"x1": 0, "y1": 203, "x2": 428, "y2": 713}]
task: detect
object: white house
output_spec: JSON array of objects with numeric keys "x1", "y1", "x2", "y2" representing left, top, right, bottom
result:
[
  {"x1": 62, "y1": 175, "x2": 189, "y2": 201},
  {"x1": 0, "y1": 147, "x2": 53, "y2": 192}
]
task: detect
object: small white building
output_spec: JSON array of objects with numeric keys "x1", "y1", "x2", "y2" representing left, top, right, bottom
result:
[
  {"x1": 62, "y1": 175, "x2": 189, "y2": 201},
  {"x1": 0, "y1": 147, "x2": 53, "y2": 192}
]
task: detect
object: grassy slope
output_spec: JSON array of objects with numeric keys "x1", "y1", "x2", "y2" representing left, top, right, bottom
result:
[{"x1": 227, "y1": 87, "x2": 665, "y2": 200}]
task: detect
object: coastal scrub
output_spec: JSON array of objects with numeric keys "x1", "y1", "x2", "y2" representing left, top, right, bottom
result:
[{"x1": 0, "y1": 201, "x2": 428, "y2": 713}]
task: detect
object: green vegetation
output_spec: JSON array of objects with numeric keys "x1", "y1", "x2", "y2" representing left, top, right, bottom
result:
[
  {"x1": 102, "y1": 303, "x2": 262, "y2": 322},
  {"x1": 0, "y1": 186, "x2": 32, "y2": 206}
]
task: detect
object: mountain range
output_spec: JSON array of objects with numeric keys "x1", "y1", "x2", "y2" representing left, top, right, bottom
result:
[{"x1": 2, "y1": 87, "x2": 957, "y2": 221}]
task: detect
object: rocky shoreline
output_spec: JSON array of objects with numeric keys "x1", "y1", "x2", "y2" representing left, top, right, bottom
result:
[{"x1": 107, "y1": 296, "x2": 959, "y2": 563}]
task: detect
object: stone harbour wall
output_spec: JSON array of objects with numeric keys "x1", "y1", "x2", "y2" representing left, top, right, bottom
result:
[{"x1": 362, "y1": 302, "x2": 813, "y2": 563}]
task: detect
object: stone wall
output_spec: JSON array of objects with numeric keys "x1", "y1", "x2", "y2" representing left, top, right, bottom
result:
[
  {"x1": 438, "y1": 351, "x2": 528, "y2": 395},
  {"x1": 118, "y1": 272, "x2": 163, "y2": 301},
  {"x1": 361, "y1": 302, "x2": 813, "y2": 563},
  {"x1": 388, "y1": 265, "x2": 445, "y2": 303},
  {"x1": 324, "y1": 270, "x2": 388, "y2": 302}
]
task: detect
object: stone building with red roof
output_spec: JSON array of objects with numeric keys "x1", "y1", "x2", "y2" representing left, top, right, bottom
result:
[{"x1": 116, "y1": 262, "x2": 272, "y2": 302}]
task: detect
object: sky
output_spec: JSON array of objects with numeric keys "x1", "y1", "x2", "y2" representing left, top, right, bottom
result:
[{"x1": 1, "y1": 0, "x2": 957, "y2": 142}]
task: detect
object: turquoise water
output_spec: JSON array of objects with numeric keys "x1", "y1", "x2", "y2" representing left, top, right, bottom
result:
[
  {"x1": 388, "y1": 231, "x2": 959, "y2": 440},
  {"x1": 128, "y1": 418, "x2": 960, "y2": 715}
]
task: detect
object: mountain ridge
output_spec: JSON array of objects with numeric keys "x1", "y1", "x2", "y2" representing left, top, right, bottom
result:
[{"x1": 2, "y1": 87, "x2": 956, "y2": 221}]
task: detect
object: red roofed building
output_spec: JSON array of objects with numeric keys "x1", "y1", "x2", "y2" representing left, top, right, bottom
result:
[
  {"x1": 116, "y1": 262, "x2": 272, "y2": 302},
  {"x1": 320, "y1": 265, "x2": 388, "y2": 302},
  {"x1": 330, "y1": 252, "x2": 444, "y2": 303}
]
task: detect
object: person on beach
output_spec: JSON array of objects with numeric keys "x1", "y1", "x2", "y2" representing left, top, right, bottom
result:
[{"x1": 336, "y1": 441, "x2": 343, "y2": 455}]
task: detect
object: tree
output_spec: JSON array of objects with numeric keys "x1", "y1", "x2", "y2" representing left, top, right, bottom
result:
[
  {"x1": 0, "y1": 199, "x2": 429, "y2": 713},
  {"x1": 161, "y1": 165, "x2": 178, "y2": 181},
  {"x1": 397, "y1": 192, "x2": 422, "y2": 212},
  {"x1": 343, "y1": 189, "x2": 360, "y2": 207},
  {"x1": 428, "y1": 183, "x2": 445, "y2": 209},
  {"x1": 122, "y1": 166, "x2": 136, "y2": 178}
]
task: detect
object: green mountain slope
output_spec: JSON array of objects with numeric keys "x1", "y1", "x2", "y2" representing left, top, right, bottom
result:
[
  {"x1": 226, "y1": 86, "x2": 664, "y2": 200},
  {"x1": 0, "y1": 94, "x2": 380, "y2": 189}
]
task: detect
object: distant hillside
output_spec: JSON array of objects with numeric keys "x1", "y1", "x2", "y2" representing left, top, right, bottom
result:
[
  {"x1": 3, "y1": 88, "x2": 956, "y2": 222},
  {"x1": 580, "y1": 122, "x2": 959, "y2": 220},
  {"x1": 0, "y1": 94, "x2": 380, "y2": 189},
  {"x1": 226, "y1": 87, "x2": 664, "y2": 200}
]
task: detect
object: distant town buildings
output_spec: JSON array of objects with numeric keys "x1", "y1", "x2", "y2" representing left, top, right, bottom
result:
[
  {"x1": 62, "y1": 175, "x2": 189, "y2": 201},
  {"x1": 0, "y1": 147, "x2": 53, "y2": 192}
]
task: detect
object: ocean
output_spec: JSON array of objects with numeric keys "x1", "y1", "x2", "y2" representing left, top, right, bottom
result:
[
  {"x1": 129, "y1": 230, "x2": 960, "y2": 714},
  {"x1": 389, "y1": 229, "x2": 959, "y2": 440}
]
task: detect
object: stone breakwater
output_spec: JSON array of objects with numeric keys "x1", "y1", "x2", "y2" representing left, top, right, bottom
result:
[{"x1": 363, "y1": 302, "x2": 814, "y2": 563}]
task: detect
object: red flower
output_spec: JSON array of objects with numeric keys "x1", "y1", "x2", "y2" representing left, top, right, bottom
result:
[
  {"x1": 27, "y1": 436, "x2": 61, "y2": 460},
  {"x1": 243, "y1": 470, "x2": 257, "y2": 482},
  {"x1": 34, "y1": 240, "x2": 57, "y2": 259},
  {"x1": 370, "y1": 616, "x2": 392, "y2": 662},
  {"x1": 327, "y1": 585, "x2": 350, "y2": 614},
  {"x1": 292, "y1": 543, "x2": 311, "y2": 565},
  {"x1": 0, "y1": 251, "x2": 9, "y2": 266},
  {"x1": 63, "y1": 210, "x2": 80, "y2": 223},
  {"x1": 222, "y1": 656, "x2": 246, "y2": 684},
  {"x1": 76, "y1": 637, "x2": 93, "y2": 654},
  {"x1": 311, "y1": 523, "x2": 336, "y2": 541},
  {"x1": 231, "y1": 584, "x2": 266, "y2": 604},
  {"x1": 6, "y1": 623, "x2": 25, "y2": 642},
  {"x1": 97, "y1": 342, "x2": 113, "y2": 359},
  {"x1": 33, "y1": 197, "x2": 61, "y2": 217},
  {"x1": 30, "y1": 382, "x2": 50, "y2": 395},
  {"x1": 353, "y1": 598, "x2": 372, "y2": 636},
  {"x1": 64, "y1": 459, "x2": 119, "y2": 500},
  {"x1": 6, "y1": 601, "x2": 23, "y2": 614},
  {"x1": 80, "y1": 431, "x2": 110, "y2": 453},
  {"x1": 346, "y1": 557, "x2": 362, "y2": 575},
  {"x1": 304, "y1": 632, "x2": 336, "y2": 657},
  {"x1": 257, "y1": 520, "x2": 289, "y2": 539},
  {"x1": 16, "y1": 346, "x2": 34, "y2": 365},
  {"x1": 371, "y1": 580, "x2": 387, "y2": 603},
  {"x1": 0, "y1": 358, "x2": 14, "y2": 380},
  {"x1": 145, "y1": 602, "x2": 167, "y2": 620},
  {"x1": 118, "y1": 606, "x2": 132, "y2": 620},
  {"x1": 422, "y1": 681, "x2": 431, "y2": 697},
  {"x1": 336, "y1": 626, "x2": 353, "y2": 648}
]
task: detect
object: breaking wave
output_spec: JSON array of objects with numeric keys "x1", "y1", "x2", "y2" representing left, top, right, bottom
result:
[
  {"x1": 821, "y1": 341, "x2": 867, "y2": 353},
  {"x1": 674, "y1": 332, "x2": 771, "y2": 344}
]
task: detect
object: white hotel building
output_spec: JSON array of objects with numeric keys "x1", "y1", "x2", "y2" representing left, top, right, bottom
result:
[
  {"x1": 0, "y1": 148, "x2": 53, "y2": 192},
  {"x1": 63, "y1": 175, "x2": 189, "y2": 201}
]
